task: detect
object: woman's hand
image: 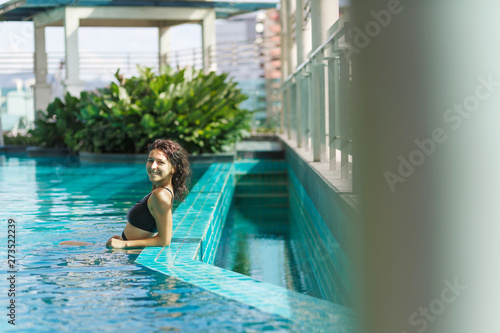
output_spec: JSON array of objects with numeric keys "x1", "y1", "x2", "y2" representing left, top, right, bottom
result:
[{"x1": 106, "y1": 235, "x2": 126, "y2": 249}]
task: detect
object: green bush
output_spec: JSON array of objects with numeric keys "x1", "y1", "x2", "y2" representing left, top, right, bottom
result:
[
  {"x1": 2, "y1": 134, "x2": 39, "y2": 146},
  {"x1": 29, "y1": 92, "x2": 83, "y2": 148},
  {"x1": 31, "y1": 66, "x2": 252, "y2": 154}
]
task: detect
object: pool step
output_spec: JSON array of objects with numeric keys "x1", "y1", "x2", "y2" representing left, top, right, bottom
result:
[
  {"x1": 235, "y1": 171, "x2": 287, "y2": 183},
  {"x1": 234, "y1": 170, "x2": 289, "y2": 208},
  {"x1": 234, "y1": 194, "x2": 288, "y2": 208}
]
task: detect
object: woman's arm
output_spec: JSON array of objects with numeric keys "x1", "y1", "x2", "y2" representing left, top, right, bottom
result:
[
  {"x1": 106, "y1": 189, "x2": 173, "y2": 249},
  {"x1": 107, "y1": 234, "x2": 167, "y2": 249}
]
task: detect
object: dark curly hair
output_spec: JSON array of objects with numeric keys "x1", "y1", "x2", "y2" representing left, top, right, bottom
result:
[{"x1": 148, "y1": 138, "x2": 191, "y2": 202}]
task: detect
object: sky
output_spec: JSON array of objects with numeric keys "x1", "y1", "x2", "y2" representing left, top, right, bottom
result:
[{"x1": 0, "y1": 0, "x2": 278, "y2": 53}]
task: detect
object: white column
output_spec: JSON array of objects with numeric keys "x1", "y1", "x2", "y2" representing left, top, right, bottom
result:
[
  {"x1": 201, "y1": 10, "x2": 216, "y2": 72},
  {"x1": 295, "y1": 0, "x2": 304, "y2": 147},
  {"x1": 285, "y1": 0, "x2": 294, "y2": 77},
  {"x1": 33, "y1": 24, "x2": 52, "y2": 117},
  {"x1": 311, "y1": 0, "x2": 338, "y2": 50},
  {"x1": 159, "y1": 25, "x2": 171, "y2": 71},
  {"x1": 295, "y1": 0, "x2": 305, "y2": 66},
  {"x1": 302, "y1": 1, "x2": 312, "y2": 59},
  {"x1": 279, "y1": 0, "x2": 289, "y2": 135},
  {"x1": 310, "y1": 0, "x2": 339, "y2": 161},
  {"x1": 287, "y1": 0, "x2": 297, "y2": 74},
  {"x1": 63, "y1": 8, "x2": 84, "y2": 96},
  {"x1": 279, "y1": 0, "x2": 289, "y2": 80}
]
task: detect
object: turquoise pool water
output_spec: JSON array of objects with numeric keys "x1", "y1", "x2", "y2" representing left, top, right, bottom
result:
[
  {"x1": 0, "y1": 155, "x2": 305, "y2": 332},
  {"x1": 214, "y1": 171, "x2": 322, "y2": 299}
]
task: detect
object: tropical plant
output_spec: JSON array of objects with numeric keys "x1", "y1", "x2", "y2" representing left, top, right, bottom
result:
[
  {"x1": 2, "y1": 133, "x2": 38, "y2": 146},
  {"x1": 29, "y1": 92, "x2": 83, "y2": 148},
  {"x1": 33, "y1": 66, "x2": 251, "y2": 154}
]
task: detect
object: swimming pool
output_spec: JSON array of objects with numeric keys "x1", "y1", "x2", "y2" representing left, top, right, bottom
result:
[
  {"x1": 0, "y1": 155, "x2": 304, "y2": 332},
  {"x1": 0, "y1": 154, "x2": 353, "y2": 332}
]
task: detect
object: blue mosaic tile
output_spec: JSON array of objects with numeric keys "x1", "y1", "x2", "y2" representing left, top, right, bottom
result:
[
  {"x1": 135, "y1": 161, "x2": 354, "y2": 331},
  {"x1": 288, "y1": 166, "x2": 353, "y2": 304},
  {"x1": 234, "y1": 160, "x2": 286, "y2": 175},
  {"x1": 137, "y1": 254, "x2": 354, "y2": 331}
]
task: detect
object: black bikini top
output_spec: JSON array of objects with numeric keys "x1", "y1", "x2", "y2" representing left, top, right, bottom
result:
[{"x1": 127, "y1": 187, "x2": 173, "y2": 233}]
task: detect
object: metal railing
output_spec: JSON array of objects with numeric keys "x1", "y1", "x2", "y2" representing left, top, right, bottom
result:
[
  {"x1": 0, "y1": 51, "x2": 159, "y2": 79},
  {"x1": 0, "y1": 37, "x2": 282, "y2": 133},
  {"x1": 0, "y1": 38, "x2": 280, "y2": 79},
  {"x1": 280, "y1": 13, "x2": 352, "y2": 178}
]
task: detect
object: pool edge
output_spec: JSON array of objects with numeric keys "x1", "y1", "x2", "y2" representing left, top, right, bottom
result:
[{"x1": 135, "y1": 160, "x2": 355, "y2": 331}]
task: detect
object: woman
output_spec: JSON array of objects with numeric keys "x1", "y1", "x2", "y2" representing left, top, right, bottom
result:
[
  {"x1": 106, "y1": 138, "x2": 190, "y2": 249},
  {"x1": 60, "y1": 139, "x2": 190, "y2": 248}
]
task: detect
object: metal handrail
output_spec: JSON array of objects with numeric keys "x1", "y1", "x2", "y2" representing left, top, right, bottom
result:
[
  {"x1": 279, "y1": 11, "x2": 352, "y2": 177},
  {"x1": 0, "y1": 38, "x2": 281, "y2": 77},
  {"x1": 281, "y1": 13, "x2": 349, "y2": 89}
]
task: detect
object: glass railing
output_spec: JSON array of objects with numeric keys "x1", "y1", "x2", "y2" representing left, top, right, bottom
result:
[{"x1": 280, "y1": 13, "x2": 352, "y2": 178}]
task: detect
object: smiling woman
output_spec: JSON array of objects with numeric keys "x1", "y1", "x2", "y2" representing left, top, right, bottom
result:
[{"x1": 60, "y1": 138, "x2": 191, "y2": 248}]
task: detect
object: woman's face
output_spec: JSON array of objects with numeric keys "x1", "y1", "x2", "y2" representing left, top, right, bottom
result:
[{"x1": 146, "y1": 149, "x2": 175, "y2": 185}]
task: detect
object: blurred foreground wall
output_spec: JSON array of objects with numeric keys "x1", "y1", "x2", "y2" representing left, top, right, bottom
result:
[{"x1": 352, "y1": 0, "x2": 500, "y2": 332}]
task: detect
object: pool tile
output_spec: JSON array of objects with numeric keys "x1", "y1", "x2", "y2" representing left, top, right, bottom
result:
[{"x1": 135, "y1": 161, "x2": 354, "y2": 331}]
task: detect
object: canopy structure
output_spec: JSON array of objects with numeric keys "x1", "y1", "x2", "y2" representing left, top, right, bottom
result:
[
  {"x1": 0, "y1": 0, "x2": 277, "y2": 21},
  {"x1": 0, "y1": 0, "x2": 277, "y2": 113}
]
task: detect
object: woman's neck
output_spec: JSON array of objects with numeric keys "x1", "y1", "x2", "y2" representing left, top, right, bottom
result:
[{"x1": 152, "y1": 180, "x2": 173, "y2": 190}]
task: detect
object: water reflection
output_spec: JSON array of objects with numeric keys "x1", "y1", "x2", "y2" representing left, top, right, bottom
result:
[
  {"x1": 215, "y1": 171, "x2": 318, "y2": 297},
  {"x1": 12, "y1": 242, "x2": 298, "y2": 331},
  {"x1": 0, "y1": 156, "x2": 303, "y2": 331}
]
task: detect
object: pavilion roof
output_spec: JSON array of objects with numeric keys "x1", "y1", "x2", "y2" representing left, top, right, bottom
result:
[{"x1": 0, "y1": 0, "x2": 277, "y2": 21}]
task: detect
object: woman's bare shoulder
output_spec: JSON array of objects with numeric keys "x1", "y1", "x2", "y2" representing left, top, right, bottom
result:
[{"x1": 150, "y1": 188, "x2": 174, "y2": 206}]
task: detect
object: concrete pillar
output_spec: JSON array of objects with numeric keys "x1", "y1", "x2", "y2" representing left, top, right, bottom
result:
[
  {"x1": 298, "y1": 0, "x2": 312, "y2": 149},
  {"x1": 311, "y1": 0, "x2": 339, "y2": 50},
  {"x1": 63, "y1": 8, "x2": 84, "y2": 96},
  {"x1": 159, "y1": 25, "x2": 172, "y2": 71},
  {"x1": 288, "y1": 0, "x2": 297, "y2": 74},
  {"x1": 295, "y1": 0, "x2": 305, "y2": 65},
  {"x1": 201, "y1": 10, "x2": 216, "y2": 72},
  {"x1": 285, "y1": 0, "x2": 295, "y2": 77},
  {"x1": 310, "y1": 0, "x2": 339, "y2": 162},
  {"x1": 294, "y1": 0, "x2": 304, "y2": 147},
  {"x1": 279, "y1": 0, "x2": 289, "y2": 80},
  {"x1": 301, "y1": 1, "x2": 312, "y2": 59},
  {"x1": 279, "y1": 0, "x2": 289, "y2": 135},
  {"x1": 33, "y1": 25, "x2": 52, "y2": 116},
  {"x1": 339, "y1": 52, "x2": 349, "y2": 178}
]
